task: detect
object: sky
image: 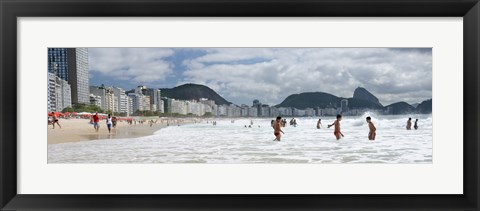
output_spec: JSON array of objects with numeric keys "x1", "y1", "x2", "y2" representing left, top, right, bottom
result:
[{"x1": 88, "y1": 48, "x2": 432, "y2": 106}]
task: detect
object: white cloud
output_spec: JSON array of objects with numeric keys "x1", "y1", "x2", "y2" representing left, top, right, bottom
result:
[
  {"x1": 180, "y1": 48, "x2": 432, "y2": 105},
  {"x1": 89, "y1": 48, "x2": 174, "y2": 85}
]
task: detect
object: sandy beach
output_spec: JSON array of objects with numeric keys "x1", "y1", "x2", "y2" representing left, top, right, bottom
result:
[{"x1": 47, "y1": 118, "x2": 194, "y2": 145}]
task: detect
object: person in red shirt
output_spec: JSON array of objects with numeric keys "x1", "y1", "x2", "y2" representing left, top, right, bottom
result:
[{"x1": 92, "y1": 112, "x2": 100, "y2": 132}]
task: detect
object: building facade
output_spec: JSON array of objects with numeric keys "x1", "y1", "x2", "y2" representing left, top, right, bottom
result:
[{"x1": 48, "y1": 48, "x2": 89, "y2": 105}]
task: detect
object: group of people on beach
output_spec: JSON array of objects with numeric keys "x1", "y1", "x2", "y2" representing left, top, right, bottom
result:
[{"x1": 90, "y1": 112, "x2": 117, "y2": 133}]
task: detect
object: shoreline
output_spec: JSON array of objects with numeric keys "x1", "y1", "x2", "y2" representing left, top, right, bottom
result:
[{"x1": 47, "y1": 118, "x2": 196, "y2": 145}]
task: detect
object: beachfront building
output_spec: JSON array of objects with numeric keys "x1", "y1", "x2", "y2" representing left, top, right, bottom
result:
[
  {"x1": 240, "y1": 105, "x2": 249, "y2": 117},
  {"x1": 104, "y1": 87, "x2": 115, "y2": 112},
  {"x1": 217, "y1": 105, "x2": 227, "y2": 116},
  {"x1": 90, "y1": 86, "x2": 106, "y2": 110},
  {"x1": 112, "y1": 87, "x2": 128, "y2": 114},
  {"x1": 269, "y1": 107, "x2": 279, "y2": 117},
  {"x1": 162, "y1": 97, "x2": 173, "y2": 113},
  {"x1": 305, "y1": 108, "x2": 315, "y2": 116},
  {"x1": 47, "y1": 72, "x2": 71, "y2": 112},
  {"x1": 144, "y1": 96, "x2": 151, "y2": 111},
  {"x1": 158, "y1": 100, "x2": 164, "y2": 113},
  {"x1": 55, "y1": 77, "x2": 72, "y2": 112},
  {"x1": 319, "y1": 107, "x2": 338, "y2": 116},
  {"x1": 171, "y1": 99, "x2": 187, "y2": 115},
  {"x1": 48, "y1": 48, "x2": 89, "y2": 104},
  {"x1": 47, "y1": 72, "x2": 57, "y2": 112},
  {"x1": 277, "y1": 107, "x2": 293, "y2": 116},
  {"x1": 128, "y1": 92, "x2": 147, "y2": 112},
  {"x1": 293, "y1": 108, "x2": 306, "y2": 116},
  {"x1": 127, "y1": 96, "x2": 133, "y2": 115},
  {"x1": 247, "y1": 106, "x2": 258, "y2": 117},
  {"x1": 145, "y1": 88, "x2": 162, "y2": 112},
  {"x1": 259, "y1": 105, "x2": 270, "y2": 117},
  {"x1": 89, "y1": 94, "x2": 102, "y2": 107}
]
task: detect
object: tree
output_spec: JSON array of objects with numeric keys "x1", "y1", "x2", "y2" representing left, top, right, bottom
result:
[{"x1": 62, "y1": 107, "x2": 74, "y2": 112}]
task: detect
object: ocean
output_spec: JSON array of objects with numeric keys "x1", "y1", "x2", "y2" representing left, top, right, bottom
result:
[{"x1": 48, "y1": 113, "x2": 432, "y2": 163}]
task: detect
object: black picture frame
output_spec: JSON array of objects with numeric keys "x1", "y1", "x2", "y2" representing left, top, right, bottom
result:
[{"x1": 1, "y1": 0, "x2": 479, "y2": 210}]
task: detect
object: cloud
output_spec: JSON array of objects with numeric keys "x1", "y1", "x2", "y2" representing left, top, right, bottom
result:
[
  {"x1": 89, "y1": 48, "x2": 174, "y2": 86},
  {"x1": 180, "y1": 48, "x2": 432, "y2": 105}
]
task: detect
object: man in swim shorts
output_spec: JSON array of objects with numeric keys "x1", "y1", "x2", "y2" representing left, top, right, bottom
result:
[
  {"x1": 273, "y1": 116, "x2": 285, "y2": 141},
  {"x1": 328, "y1": 114, "x2": 344, "y2": 140},
  {"x1": 366, "y1": 116, "x2": 376, "y2": 140}
]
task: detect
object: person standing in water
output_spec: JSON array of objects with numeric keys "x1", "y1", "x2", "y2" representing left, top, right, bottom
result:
[
  {"x1": 106, "y1": 114, "x2": 113, "y2": 133},
  {"x1": 273, "y1": 116, "x2": 285, "y2": 141},
  {"x1": 366, "y1": 116, "x2": 376, "y2": 140},
  {"x1": 414, "y1": 119, "x2": 419, "y2": 130},
  {"x1": 328, "y1": 114, "x2": 344, "y2": 140},
  {"x1": 316, "y1": 118, "x2": 322, "y2": 129},
  {"x1": 406, "y1": 117, "x2": 412, "y2": 130}
]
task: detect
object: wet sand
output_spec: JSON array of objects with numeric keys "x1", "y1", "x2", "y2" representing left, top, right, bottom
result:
[{"x1": 48, "y1": 118, "x2": 192, "y2": 145}]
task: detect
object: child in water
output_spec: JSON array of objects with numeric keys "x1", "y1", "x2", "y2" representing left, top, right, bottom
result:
[
  {"x1": 414, "y1": 119, "x2": 419, "y2": 130},
  {"x1": 328, "y1": 114, "x2": 344, "y2": 140},
  {"x1": 366, "y1": 116, "x2": 376, "y2": 140}
]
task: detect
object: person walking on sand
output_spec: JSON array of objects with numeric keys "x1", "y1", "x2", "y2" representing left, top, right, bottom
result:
[
  {"x1": 316, "y1": 118, "x2": 322, "y2": 129},
  {"x1": 106, "y1": 114, "x2": 113, "y2": 133},
  {"x1": 414, "y1": 119, "x2": 419, "y2": 130},
  {"x1": 328, "y1": 114, "x2": 344, "y2": 140},
  {"x1": 92, "y1": 112, "x2": 100, "y2": 132},
  {"x1": 51, "y1": 112, "x2": 61, "y2": 129},
  {"x1": 366, "y1": 116, "x2": 376, "y2": 140},
  {"x1": 273, "y1": 116, "x2": 285, "y2": 141},
  {"x1": 406, "y1": 117, "x2": 412, "y2": 130}
]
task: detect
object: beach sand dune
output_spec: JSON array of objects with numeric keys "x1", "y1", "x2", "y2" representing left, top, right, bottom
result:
[{"x1": 48, "y1": 118, "x2": 173, "y2": 144}]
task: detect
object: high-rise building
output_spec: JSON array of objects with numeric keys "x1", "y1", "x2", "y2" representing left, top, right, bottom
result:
[
  {"x1": 68, "y1": 48, "x2": 89, "y2": 104},
  {"x1": 48, "y1": 48, "x2": 89, "y2": 104},
  {"x1": 48, "y1": 48, "x2": 69, "y2": 79},
  {"x1": 89, "y1": 94, "x2": 102, "y2": 108},
  {"x1": 128, "y1": 92, "x2": 147, "y2": 112},
  {"x1": 162, "y1": 97, "x2": 173, "y2": 113},
  {"x1": 90, "y1": 86, "x2": 107, "y2": 109},
  {"x1": 55, "y1": 77, "x2": 71, "y2": 111},
  {"x1": 145, "y1": 88, "x2": 162, "y2": 112},
  {"x1": 47, "y1": 72, "x2": 71, "y2": 112},
  {"x1": 127, "y1": 96, "x2": 133, "y2": 115},
  {"x1": 47, "y1": 72, "x2": 57, "y2": 112},
  {"x1": 112, "y1": 87, "x2": 128, "y2": 114}
]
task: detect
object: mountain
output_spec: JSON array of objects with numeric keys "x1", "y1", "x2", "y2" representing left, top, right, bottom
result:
[
  {"x1": 160, "y1": 84, "x2": 231, "y2": 105},
  {"x1": 411, "y1": 103, "x2": 420, "y2": 108},
  {"x1": 385, "y1": 102, "x2": 415, "y2": 115},
  {"x1": 275, "y1": 92, "x2": 340, "y2": 109},
  {"x1": 346, "y1": 98, "x2": 384, "y2": 110},
  {"x1": 415, "y1": 99, "x2": 432, "y2": 114},
  {"x1": 353, "y1": 87, "x2": 383, "y2": 107}
]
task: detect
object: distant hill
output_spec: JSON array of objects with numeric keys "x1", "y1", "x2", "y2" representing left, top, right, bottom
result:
[
  {"x1": 347, "y1": 98, "x2": 384, "y2": 110},
  {"x1": 411, "y1": 103, "x2": 420, "y2": 108},
  {"x1": 385, "y1": 102, "x2": 415, "y2": 114},
  {"x1": 160, "y1": 83, "x2": 231, "y2": 105},
  {"x1": 353, "y1": 87, "x2": 383, "y2": 107},
  {"x1": 416, "y1": 99, "x2": 432, "y2": 114},
  {"x1": 275, "y1": 92, "x2": 340, "y2": 109}
]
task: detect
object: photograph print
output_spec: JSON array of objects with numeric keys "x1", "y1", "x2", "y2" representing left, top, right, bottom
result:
[{"x1": 47, "y1": 47, "x2": 432, "y2": 163}]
